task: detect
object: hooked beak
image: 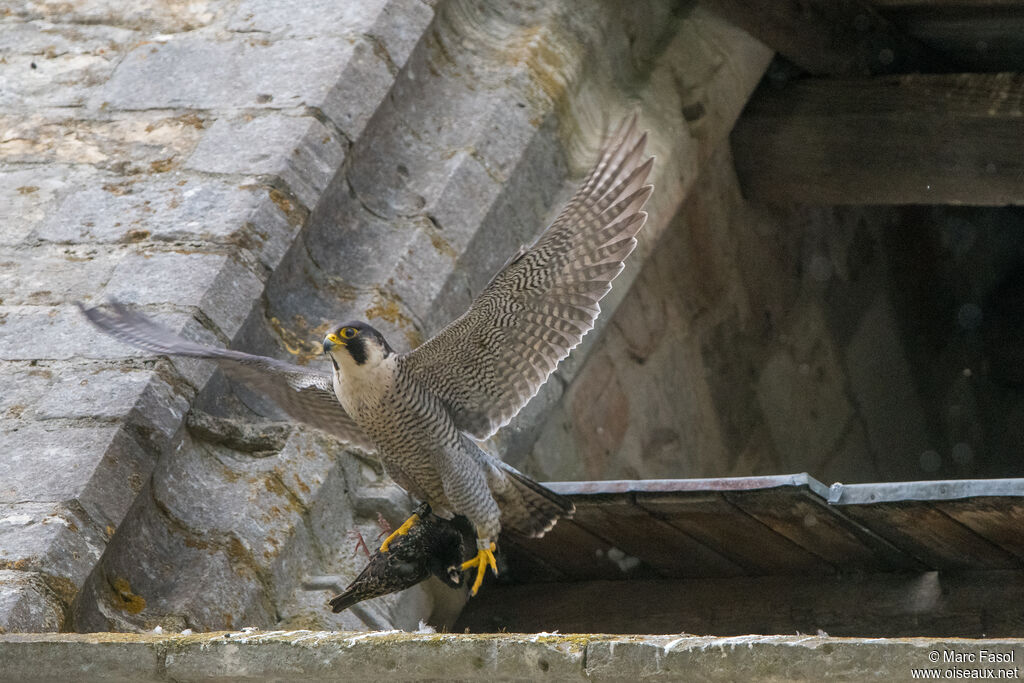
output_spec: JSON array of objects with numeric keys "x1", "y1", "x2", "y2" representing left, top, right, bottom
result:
[{"x1": 323, "y1": 333, "x2": 344, "y2": 354}]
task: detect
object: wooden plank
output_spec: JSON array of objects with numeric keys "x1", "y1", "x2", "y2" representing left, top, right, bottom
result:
[
  {"x1": 936, "y1": 497, "x2": 1024, "y2": 561},
  {"x1": 501, "y1": 518, "x2": 659, "y2": 583},
  {"x1": 456, "y1": 570, "x2": 1024, "y2": 637},
  {"x1": 636, "y1": 492, "x2": 833, "y2": 575},
  {"x1": 873, "y1": 0, "x2": 1024, "y2": 6},
  {"x1": 873, "y1": 2, "x2": 1024, "y2": 72},
  {"x1": 697, "y1": 0, "x2": 943, "y2": 76},
  {"x1": 494, "y1": 534, "x2": 568, "y2": 584},
  {"x1": 835, "y1": 501, "x2": 1021, "y2": 570},
  {"x1": 724, "y1": 488, "x2": 925, "y2": 572},
  {"x1": 732, "y1": 73, "x2": 1024, "y2": 205},
  {"x1": 566, "y1": 496, "x2": 748, "y2": 579}
]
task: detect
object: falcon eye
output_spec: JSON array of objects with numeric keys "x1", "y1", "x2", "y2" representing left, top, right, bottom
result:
[{"x1": 340, "y1": 327, "x2": 358, "y2": 339}]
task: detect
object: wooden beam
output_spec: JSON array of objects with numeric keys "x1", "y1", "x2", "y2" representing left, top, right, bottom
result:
[
  {"x1": 697, "y1": 0, "x2": 945, "y2": 76},
  {"x1": 873, "y1": 2, "x2": 1024, "y2": 72},
  {"x1": 457, "y1": 570, "x2": 1024, "y2": 636},
  {"x1": 731, "y1": 73, "x2": 1024, "y2": 206}
]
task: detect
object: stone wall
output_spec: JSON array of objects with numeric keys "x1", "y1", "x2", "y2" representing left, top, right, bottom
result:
[
  {"x1": 4, "y1": 631, "x2": 1024, "y2": 682},
  {"x1": 0, "y1": 0, "x2": 771, "y2": 633}
]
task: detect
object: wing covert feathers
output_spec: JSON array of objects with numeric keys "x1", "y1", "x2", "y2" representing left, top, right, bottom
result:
[{"x1": 404, "y1": 115, "x2": 654, "y2": 439}]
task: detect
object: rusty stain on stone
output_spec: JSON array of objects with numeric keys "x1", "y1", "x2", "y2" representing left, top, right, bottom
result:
[
  {"x1": 111, "y1": 577, "x2": 146, "y2": 614},
  {"x1": 267, "y1": 315, "x2": 324, "y2": 364},
  {"x1": 267, "y1": 187, "x2": 306, "y2": 227},
  {"x1": 122, "y1": 228, "x2": 150, "y2": 242},
  {"x1": 364, "y1": 288, "x2": 422, "y2": 349},
  {"x1": 148, "y1": 157, "x2": 174, "y2": 173}
]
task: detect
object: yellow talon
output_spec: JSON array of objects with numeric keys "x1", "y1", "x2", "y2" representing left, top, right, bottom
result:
[
  {"x1": 379, "y1": 511, "x2": 420, "y2": 553},
  {"x1": 461, "y1": 541, "x2": 498, "y2": 596}
]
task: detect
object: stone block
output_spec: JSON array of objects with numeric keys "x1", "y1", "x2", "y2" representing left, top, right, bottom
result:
[
  {"x1": 0, "y1": 21, "x2": 134, "y2": 110},
  {"x1": 0, "y1": 304, "x2": 221, "y2": 394},
  {"x1": 95, "y1": 34, "x2": 396, "y2": 139},
  {"x1": 161, "y1": 632, "x2": 588, "y2": 682},
  {"x1": 151, "y1": 435, "x2": 306, "y2": 570},
  {"x1": 15, "y1": 2, "x2": 220, "y2": 33},
  {"x1": 0, "y1": 306, "x2": 136, "y2": 362},
  {"x1": 101, "y1": 250, "x2": 264, "y2": 339},
  {"x1": 0, "y1": 110, "x2": 206, "y2": 172},
  {"x1": 0, "y1": 246, "x2": 121, "y2": 306},
  {"x1": 32, "y1": 366, "x2": 190, "y2": 447},
  {"x1": 1, "y1": 633, "x2": 1024, "y2": 682},
  {"x1": 185, "y1": 114, "x2": 346, "y2": 210},
  {"x1": 0, "y1": 571, "x2": 64, "y2": 634},
  {"x1": 0, "y1": 364, "x2": 53, "y2": 419},
  {"x1": 0, "y1": 424, "x2": 154, "y2": 533},
  {"x1": 227, "y1": 0, "x2": 432, "y2": 59},
  {"x1": 76, "y1": 486, "x2": 276, "y2": 632},
  {"x1": 304, "y1": 193, "x2": 424, "y2": 290},
  {"x1": 0, "y1": 502, "x2": 108, "y2": 597},
  {"x1": 0, "y1": 166, "x2": 98, "y2": 247},
  {"x1": 34, "y1": 175, "x2": 296, "y2": 270}
]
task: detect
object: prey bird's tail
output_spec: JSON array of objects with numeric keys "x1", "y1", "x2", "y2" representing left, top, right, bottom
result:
[{"x1": 328, "y1": 590, "x2": 362, "y2": 613}]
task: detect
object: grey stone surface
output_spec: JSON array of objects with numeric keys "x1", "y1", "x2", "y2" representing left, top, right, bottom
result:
[
  {"x1": 9, "y1": 0, "x2": 225, "y2": 33},
  {"x1": 0, "y1": 167, "x2": 94, "y2": 247},
  {"x1": 34, "y1": 175, "x2": 295, "y2": 267},
  {"x1": 0, "y1": 632, "x2": 1022, "y2": 682},
  {"x1": 0, "y1": 245, "x2": 121, "y2": 306},
  {"x1": 0, "y1": 571, "x2": 63, "y2": 634},
  {"x1": 0, "y1": 20, "x2": 134, "y2": 109},
  {"x1": 0, "y1": 0, "x2": 776, "y2": 637},
  {"x1": 0, "y1": 0, "x2": 431, "y2": 632},
  {"x1": 0, "y1": 424, "x2": 153, "y2": 533},
  {"x1": 185, "y1": 114, "x2": 347, "y2": 211},
  {"x1": 0, "y1": 502, "x2": 108, "y2": 599},
  {"x1": 102, "y1": 251, "x2": 265, "y2": 339}
]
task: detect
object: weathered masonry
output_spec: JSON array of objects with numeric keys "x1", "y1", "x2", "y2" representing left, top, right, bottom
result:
[{"x1": 1, "y1": 0, "x2": 1022, "y2": 673}]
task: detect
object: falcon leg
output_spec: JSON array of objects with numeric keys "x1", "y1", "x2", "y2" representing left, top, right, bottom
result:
[
  {"x1": 460, "y1": 538, "x2": 498, "y2": 596},
  {"x1": 379, "y1": 502, "x2": 431, "y2": 552}
]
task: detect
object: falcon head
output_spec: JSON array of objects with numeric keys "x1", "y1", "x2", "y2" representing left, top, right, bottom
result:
[{"x1": 323, "y1": 321, "x2": 394, "y2": 368}]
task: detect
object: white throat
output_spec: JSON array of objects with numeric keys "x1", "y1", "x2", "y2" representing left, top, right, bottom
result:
[{"x1": 331, "y1": 350, "x2": 397, "y2": 416}]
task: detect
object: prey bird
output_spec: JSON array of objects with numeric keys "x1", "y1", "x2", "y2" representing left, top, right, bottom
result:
[
  {"x1": 329, "y1": 503, "x2": 466, "y2": 613},
  {"x1": 81, "y1": 114, "x2": 654, "y2": 595}
]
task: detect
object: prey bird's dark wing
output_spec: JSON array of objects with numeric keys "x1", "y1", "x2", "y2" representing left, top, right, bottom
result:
[
  {"x1": 78, "y1": 301, "x2": 375, "y2": 453},
  {"x1": 403, "y1": 114, "x2": 654, "y2": 439}
]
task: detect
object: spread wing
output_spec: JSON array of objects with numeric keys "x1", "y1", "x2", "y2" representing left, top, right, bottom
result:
[
  {"x1": 78, "y1": 301, "x2": 375, "y2": 453},
  {"x1": 402, "y1": 115, "x2": 654, "y2": 439}
]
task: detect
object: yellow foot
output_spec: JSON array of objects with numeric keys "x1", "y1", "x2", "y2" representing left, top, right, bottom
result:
[
  {"x1": 460, "y1": 539, "x2": 498, "y2": 596},
  {"x1": 379, "y1": 503, "x2": 429, "y2": 552}
]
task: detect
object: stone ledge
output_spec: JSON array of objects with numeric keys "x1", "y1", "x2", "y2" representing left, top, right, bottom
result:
[{"x1": 0, "y1": 631, "x2": 1021, "y2": 682}]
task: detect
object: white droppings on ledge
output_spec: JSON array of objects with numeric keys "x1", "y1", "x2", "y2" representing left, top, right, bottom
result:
[{"x1": 345, "y1": 630, "x2": 403, "y2": 647}]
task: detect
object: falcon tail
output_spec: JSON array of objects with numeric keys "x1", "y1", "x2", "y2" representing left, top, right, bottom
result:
[{"x1": 495, "y1": 467, "x2": 575, "y2": 539}]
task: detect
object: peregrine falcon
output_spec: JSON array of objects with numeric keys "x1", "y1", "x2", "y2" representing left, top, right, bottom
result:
[
  {"x1": 80, "y1": 114, "x2": 654, "y2": 595},
  {"x1": 329, "y1": 503, "x2": 466, "y2": 613}
]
